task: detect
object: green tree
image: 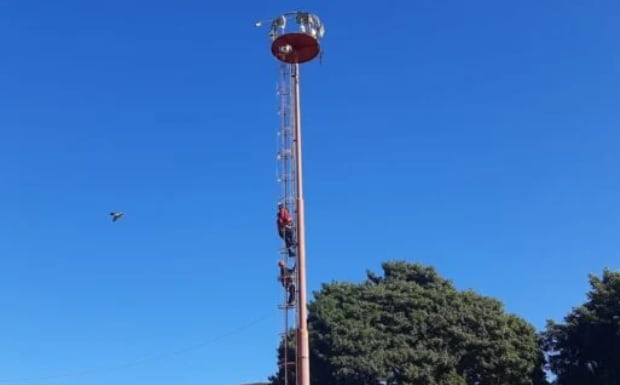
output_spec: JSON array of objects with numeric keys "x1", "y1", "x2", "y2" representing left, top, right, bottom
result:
[
  {"x1": 542, "y1": 268, "x2": 620, "y2": 385},
  {"x1": 271, "y1": 261, "x2": 546, "y2": 385}
]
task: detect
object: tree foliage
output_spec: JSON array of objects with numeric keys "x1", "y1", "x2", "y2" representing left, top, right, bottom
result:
[
  {"x1": 542, "y1": 268, "x2": 620, "y2": 385},
  {"x1": 271, "y1": 261, "x2": 545, "y2": 385}
]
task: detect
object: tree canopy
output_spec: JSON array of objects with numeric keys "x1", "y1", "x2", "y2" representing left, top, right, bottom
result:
[
  {"x1": 542, "y1": 268, "x2": 620, "y2": 385},
  {"x1": 271, "y1": 261, "x2": 546, "y2": 385}
]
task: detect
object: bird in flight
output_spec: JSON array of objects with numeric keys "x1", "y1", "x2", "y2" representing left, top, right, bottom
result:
[{"x1": 110, "y1": 212, "x2": 124, "y2": 222}]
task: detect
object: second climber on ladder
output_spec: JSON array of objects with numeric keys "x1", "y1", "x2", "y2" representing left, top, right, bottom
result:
[
  {"x1": 278, "y1": 260, "x2": 296, "y2": 306},
  {"x1": 277, "y1": 202, "x2": 297, "y2": 257}
]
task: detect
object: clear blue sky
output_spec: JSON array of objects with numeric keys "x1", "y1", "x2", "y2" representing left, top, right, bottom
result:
[{"x1": 1, "y1": 0, "x2": 618, "y2": 384}]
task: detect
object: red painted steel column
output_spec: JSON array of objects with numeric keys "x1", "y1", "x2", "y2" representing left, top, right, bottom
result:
[{"x1": 292, "y1": 62, "x2": 310, "y2": 385}]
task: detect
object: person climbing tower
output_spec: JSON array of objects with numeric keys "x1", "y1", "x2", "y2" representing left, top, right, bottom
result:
[
  {"x1": 278, "y1": 260, "x2": 296, "y2": 306},
  {"x1": 276, "y1": 202, "x2": 296, "y2": 257}
]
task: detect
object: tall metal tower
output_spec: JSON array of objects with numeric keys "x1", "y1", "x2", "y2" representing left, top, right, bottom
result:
[{"x1": 257, "y1": 11, "x2": 325, "y2": 385}]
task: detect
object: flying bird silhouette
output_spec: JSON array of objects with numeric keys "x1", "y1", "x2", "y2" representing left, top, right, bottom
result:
[{"x1": 110, "y1": 212, "x2": 124, "y2": 222}]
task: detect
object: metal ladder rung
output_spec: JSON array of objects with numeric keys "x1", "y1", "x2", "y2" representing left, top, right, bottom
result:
[{"x1": 277, "y1": 274, "x2": 296, "y2": 280}]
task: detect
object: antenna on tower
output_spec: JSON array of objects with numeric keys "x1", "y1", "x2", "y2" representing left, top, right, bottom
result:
[{"x1": 256, "y1": 11, "x2": 325, "y2": 63}]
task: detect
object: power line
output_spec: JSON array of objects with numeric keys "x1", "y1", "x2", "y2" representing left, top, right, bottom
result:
[{"x1": 0, "y1": 312, "x2": 272, "y2": 383}]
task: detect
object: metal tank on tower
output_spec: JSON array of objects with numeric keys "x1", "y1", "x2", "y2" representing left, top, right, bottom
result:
[{"x1": 257, "y1": 11, "x2": 325, "y2": 385}]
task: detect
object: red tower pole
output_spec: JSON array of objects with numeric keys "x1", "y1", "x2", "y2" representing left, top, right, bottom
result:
[{"x1": 292, "y1": 62, "x2": 310, "y2": 385}]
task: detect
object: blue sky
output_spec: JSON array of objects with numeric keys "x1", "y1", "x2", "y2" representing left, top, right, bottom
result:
[{"x1": 1, "y1": 0, "x2": 618, "y2": 384}]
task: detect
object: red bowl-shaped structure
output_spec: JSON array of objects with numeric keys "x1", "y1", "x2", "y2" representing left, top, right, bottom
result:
[{"x1": 271, "y1": 33, "x2": 320, "y2": 64}]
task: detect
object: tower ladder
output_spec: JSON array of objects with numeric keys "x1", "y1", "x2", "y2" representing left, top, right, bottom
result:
[{"x1": 276, "y1": 61, "x2": 299, "y2": 385}]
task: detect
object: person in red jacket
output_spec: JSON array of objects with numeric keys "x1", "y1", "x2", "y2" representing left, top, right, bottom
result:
[
  {"x1": 277, "y1": 202, "x2": 296, "y2": 257},
  {"x1": 278, "y1": 260, "x2": 296, "y2": 306}
]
